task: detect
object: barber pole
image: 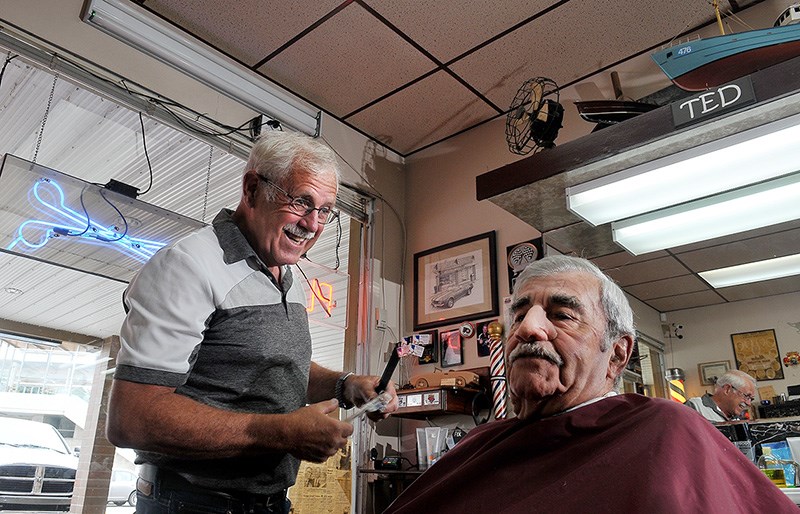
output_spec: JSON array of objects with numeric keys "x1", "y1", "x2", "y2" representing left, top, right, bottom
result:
[
  {"x1": 488, "y1": 321, "x2": 507, "y2": 419},
  {"x1": 666, "y1": 368, "x2": 687, "y2": 403}
]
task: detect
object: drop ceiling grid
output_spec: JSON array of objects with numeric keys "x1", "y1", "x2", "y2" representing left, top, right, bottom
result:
[
  {"x1": 449, "y1": 0, "x2": 715, "y2": 109},
  {"x1": 145, "y1": 0, "x2": 344, "y2": 67},
  {"x1": 625, "y1": 274, "x2": 710, "y2": 301},
  {"x1": 647, "y1": 289, "x2": 727, "y2": 313},
  {"x1": 603, "y1": 256, "x2": 690, "y2": 287},
  {"x1": 346, "y1": 70, "x2": 500, "y2": 154},
  {"x1": 363, "y1": 0, "x2": 560, "y2": 63},
  {"x1": 258, "y1": 2, "x2": 438, "y2": 118}
]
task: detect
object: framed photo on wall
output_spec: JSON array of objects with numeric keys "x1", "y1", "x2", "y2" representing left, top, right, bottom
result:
[
  {"x1": 413, "y1": 330, "x2": 439, "y2": 365},
  {"x1": 413, "y1": 231, "x2": 498, "y2": 331},
  {"x1": 439, "y1": 329, "x2": 463, "y2": 368},
  {"x1": 731, "y1": 329, "x2": 784, "y2": 381},
  {"x1": 698, "y1": 360, "x2": 731, "y2": 386}
]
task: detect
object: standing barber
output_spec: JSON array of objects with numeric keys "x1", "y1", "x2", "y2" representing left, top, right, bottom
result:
[{"x1": 108, "y1": 130, "x2": 397, "y2": 514}]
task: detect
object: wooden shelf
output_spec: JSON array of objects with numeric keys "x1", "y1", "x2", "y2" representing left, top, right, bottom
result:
[{"x1": 393, "y1": 386, "x2": 489, "y2": 419}]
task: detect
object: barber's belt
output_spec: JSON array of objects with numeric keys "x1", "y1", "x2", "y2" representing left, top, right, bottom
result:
[{"x1": 137, "y1": 463, "x2": 287, "y2": 507}]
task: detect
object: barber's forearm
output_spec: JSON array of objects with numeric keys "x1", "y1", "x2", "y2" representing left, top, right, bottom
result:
[
  {"x1": 107, "y1": 379, "x2": 298, "y2": 459},
  {"x1": 307, "y1": 362, "x2": 341, "y2": 403}
]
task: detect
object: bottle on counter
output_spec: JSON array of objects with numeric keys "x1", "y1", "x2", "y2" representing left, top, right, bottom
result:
[{"x1": 758, "y1": 446, "x2": 787, "y2": 487}]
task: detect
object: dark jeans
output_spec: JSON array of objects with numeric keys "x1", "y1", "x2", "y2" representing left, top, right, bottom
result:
[{"x1": 136, "y1": 472, "x2": 291, "y2": 514}]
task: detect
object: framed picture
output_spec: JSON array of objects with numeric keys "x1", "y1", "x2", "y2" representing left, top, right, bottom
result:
[
  {"x1": 414, "y1": 330, "x2": 439, "y2": 365},
  {"x1": 476, "y1": 319, "x2": 496, "y2": 357},
  {"x1": 698, "y1": 360, "x2": 730, "y2": 386},
  {"x1": 439, "y1": 329, "x2": 463, "y2": 368},
  {"x1": 413, "y1": 231, "x2": 498, "y2": 331},
  {"x1": 731, "y1": 329, "x2": 784, "y2": 381}
]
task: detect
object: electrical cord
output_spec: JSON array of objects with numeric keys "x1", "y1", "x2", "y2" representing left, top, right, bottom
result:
[{"x1": 137, "y1": 112, "x2": 154, "y2": 196}]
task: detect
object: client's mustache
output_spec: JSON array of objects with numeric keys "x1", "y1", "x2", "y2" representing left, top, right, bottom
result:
[{"x1": 508, "y1": 342, "x2": 564, "y2": 367}]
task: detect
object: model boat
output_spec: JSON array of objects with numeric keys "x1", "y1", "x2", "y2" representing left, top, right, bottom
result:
[
  {"x1": 574, "y1": 99, "x2": 658, "y2": 125},
  {"x1": 652, "y1": 2, "x2": 800, "y2": 91}
]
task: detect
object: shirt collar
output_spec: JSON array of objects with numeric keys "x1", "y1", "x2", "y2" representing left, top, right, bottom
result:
[{"x1": 211, "y1": 209, "x2": 293, "y2": 289}]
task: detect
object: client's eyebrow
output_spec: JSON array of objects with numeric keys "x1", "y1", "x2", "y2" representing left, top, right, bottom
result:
[
  {"x1": 550, "y1": 293, "x2": 585, "y2": 314},
  {"x1": 510, "y1": 296, "x2": 531, "y2": 314}
]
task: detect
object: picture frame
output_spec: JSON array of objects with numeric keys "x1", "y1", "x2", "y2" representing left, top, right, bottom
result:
[
  {"x1": 413, "y1": 231, "x2": 498, "y2": 331},
  {"x1": 439, "y1": 329, "x2": 463, "y2": 368},
  {"x1": 698, "y1": 360, "x2": 731, "y2": 386},
  {"x1": 731, "y1": 328, "x2": 784, "y2": 381},
  {"x1": 476, "y1": 319, "x2": 496, "y2": 357},
  {"x1": 414, "y1": 330, "x2": 439, "y2": 365}
]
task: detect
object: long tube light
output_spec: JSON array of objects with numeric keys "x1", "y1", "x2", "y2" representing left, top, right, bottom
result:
[
  {"x1": 566, "y1": 113, "x2": 800, "y2": 226},
  {"x1": 81, "y1": 0, "x2": 320, "y2": 136},
  {"x1": 700, "y1": 254, "x2": 800, "y2": 288},
  {"x1": 611, "y1": 172, "x2": 800, "y2": 255}
]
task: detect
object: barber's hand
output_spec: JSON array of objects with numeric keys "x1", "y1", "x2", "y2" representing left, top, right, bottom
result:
[
  {"x1": 286, "y1": 399, "x2": 353, "y2": 463},
  {"x1": 344, "y1": 375, "x2": 399, "y2": 421}
]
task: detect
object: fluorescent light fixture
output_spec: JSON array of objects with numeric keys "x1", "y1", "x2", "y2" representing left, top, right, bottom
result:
[
  {"x1": 700, "y1": 253, "x2": 800, "y2": 288},
  {"x1": 566, "y1": 113, "x2": 800, "y2": 226},
  {"x1": 81, "y1": 0, "x2": 320, "y2": 136},
  {"x1": 612, "y1": 172, "x2": 800, "y2": 255}
]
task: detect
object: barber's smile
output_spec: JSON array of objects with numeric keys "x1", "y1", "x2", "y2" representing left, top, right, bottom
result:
[{"x1": 283, "y1": 224, "x2": 315, "y2": 244}]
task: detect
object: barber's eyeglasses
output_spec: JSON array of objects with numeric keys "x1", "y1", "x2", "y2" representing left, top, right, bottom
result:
[
  {"x1": 259, "y1": 176, "x2": 339, "y2": 224},
  {"x1": 731, "y1": 385, "x2": 755, "y2": 402}
]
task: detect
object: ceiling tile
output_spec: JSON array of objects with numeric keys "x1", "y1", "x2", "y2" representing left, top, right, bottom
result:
[
  {"x1": 626, "y1": 275, "x2": 708, "y2": 301},
  {"x1": 364, "y1": 0, "x2": 559, "y2": 63},
  {"x1": 258, "y1": 3, "x2": 437, "y2": 117},
  {"x1": 146, "y1": 0, "x2": 343, "y2": 66},
  {"x1": 716, "y1": 276, "x2": 800, "y2": 303},
  {"x1": 646, "y1": 290, "x2": 726, "y2": 313},
  {"x1": 592, "y1": 251, "x2": 669, "y2": 271},
  {"x1": 676, "y1": 227, "x2": 800, "y2": 272},
  {"x1": 604, "y1": 256, "x2": 688, "y2": 287},
  {"x1": 449, "y1": 0, "x2": 716, "y2": 109},
  {"x1": 346, "y1": 70, "x2": 498, "y2": 154}
]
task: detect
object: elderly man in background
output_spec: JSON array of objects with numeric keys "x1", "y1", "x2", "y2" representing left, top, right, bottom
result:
[
  {"x1": 385, "y1": 255, "x2": 795, "y2": 513},
  {"x1": 685, "y1": 369, "x2": 757, "y2": 422}
]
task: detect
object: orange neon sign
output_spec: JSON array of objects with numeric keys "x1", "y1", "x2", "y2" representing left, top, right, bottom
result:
[{"x1": 306, "y1": 279, "x2": 334, "y2": 317}]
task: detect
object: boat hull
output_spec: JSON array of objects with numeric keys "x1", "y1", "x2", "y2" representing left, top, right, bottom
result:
[
  {"x1": 652, "y1": 23, "x2": 800, "y2": 91},
  {"x1": 574, "y1": 100, "x2": 657, "y2": 125}
]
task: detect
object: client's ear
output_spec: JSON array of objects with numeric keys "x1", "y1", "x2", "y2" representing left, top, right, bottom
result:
[{"x1": 608, "y1": 335, "x2": 634, "y2": 376}]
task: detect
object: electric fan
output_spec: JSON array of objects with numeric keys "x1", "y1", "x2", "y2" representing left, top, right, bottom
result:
[{"x1": 505, "y1": 77, "x2": 564, "y2": 155}]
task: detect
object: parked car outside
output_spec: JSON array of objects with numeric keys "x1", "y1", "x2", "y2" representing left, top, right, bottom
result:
[
  {"x1": 0, "y1": 416, "x2": 78, "y2": 511},
  {"x1": 107, "y1": 468, "x2": 137, "y2": 507}
]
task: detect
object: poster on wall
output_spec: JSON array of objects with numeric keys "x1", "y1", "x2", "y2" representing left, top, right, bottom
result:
[{"x1": 731, "y1": 329, "x2": 784, "y2": 381}]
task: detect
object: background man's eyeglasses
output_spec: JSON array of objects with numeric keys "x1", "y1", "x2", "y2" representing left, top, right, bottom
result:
[
  {"x1": 731, "y1": 385, "x2": 755, "y2": 402},
  {"x1": 259, "y1": 176, "x2": 339, "y2": 224}
]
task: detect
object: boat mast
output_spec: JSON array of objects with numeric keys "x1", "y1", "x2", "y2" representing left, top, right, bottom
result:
[{"x1": 712, "y1": 0, "x2": 725, "y2": 34}]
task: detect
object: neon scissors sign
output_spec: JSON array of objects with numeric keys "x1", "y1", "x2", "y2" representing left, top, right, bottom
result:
[{"x1": 6, "y1": 178, "x2": 164, "y2": 262}]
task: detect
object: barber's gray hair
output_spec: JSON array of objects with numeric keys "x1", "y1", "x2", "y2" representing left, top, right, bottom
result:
[
  {"x1": 512, "y1": 255, "x2": 636, "y2": 350},
  {"x1": 246, "y1": 131, "x2": 341, "y2": 200},
  {"x1": 715, "y1": 369, "x2": 757, "y2": 390}
]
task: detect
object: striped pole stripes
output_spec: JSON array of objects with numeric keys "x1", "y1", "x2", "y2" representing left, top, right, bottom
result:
[
  {"x1": 488, "y1": 321, "x2": 507, "y2": 419},
  {"x1": 666, "y1": 368, "x2": 687, "y2": 403}
]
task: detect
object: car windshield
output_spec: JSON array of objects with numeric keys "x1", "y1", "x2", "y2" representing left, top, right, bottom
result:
[{"x1": 0, "y1": 419, "x2": 71, "y2": 454}]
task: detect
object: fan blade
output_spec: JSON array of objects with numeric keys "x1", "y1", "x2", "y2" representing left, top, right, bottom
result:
[{"x1": 527, "y1": 81, "x2": 544, "y2": 114}]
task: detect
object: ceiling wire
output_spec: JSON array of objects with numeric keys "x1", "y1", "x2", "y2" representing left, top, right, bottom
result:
[{"x1": 202, "y1": 145, "x2": 213, "y2": 223}]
